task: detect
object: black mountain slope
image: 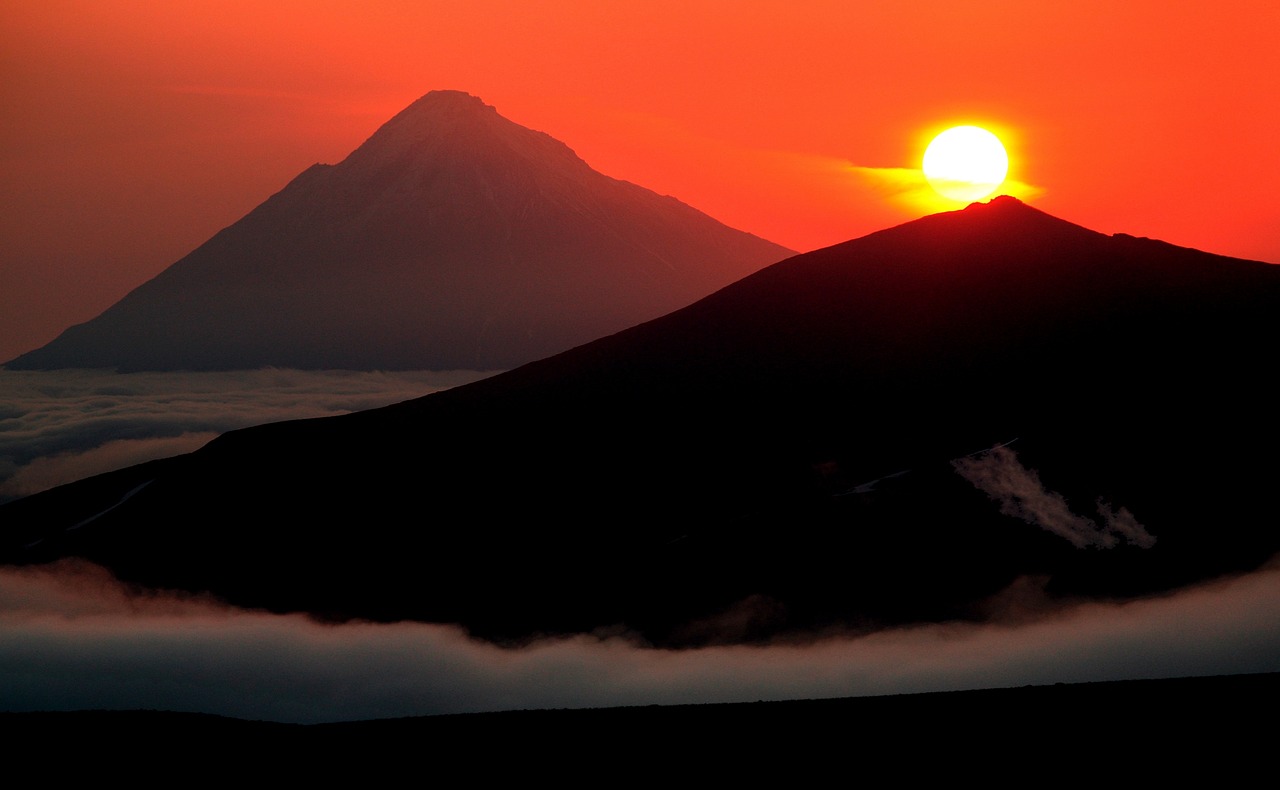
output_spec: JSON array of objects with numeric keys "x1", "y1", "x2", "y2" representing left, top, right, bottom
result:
[
  {"x1": 3, "y1": 197, "x2": 1277, "y2": 645},
  {"x1": 5, "y1": 90, "x2": 791, "y2": 371}
]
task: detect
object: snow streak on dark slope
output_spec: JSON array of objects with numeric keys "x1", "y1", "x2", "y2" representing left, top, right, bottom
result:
[
  {"x1": 3, "y1": 197, "x2": 1278, "y2": 646},
  {"x1": 6, "y1": 91, "x2": 791, "y2": 372}
]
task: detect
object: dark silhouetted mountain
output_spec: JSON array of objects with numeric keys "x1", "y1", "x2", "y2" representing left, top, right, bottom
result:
[
  {"x1": 3, "y1": 197, "x2": 1278, "y2": 645},
  {"x1": 5, "y1": 90, "x2": 791, "y2": 371}
]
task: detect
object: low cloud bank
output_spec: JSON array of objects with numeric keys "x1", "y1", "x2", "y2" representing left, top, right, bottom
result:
[
  {"x1": 0, "y1": 368, "x2": 494, "y2": 501},
  {"x1": 1, "y1": 559, "x2": 1275, "y2": 724}
]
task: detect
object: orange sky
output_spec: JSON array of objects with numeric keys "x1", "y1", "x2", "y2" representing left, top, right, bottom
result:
[{"x1": 3, "y1": 1, "x2": 1277, "y2": 362}]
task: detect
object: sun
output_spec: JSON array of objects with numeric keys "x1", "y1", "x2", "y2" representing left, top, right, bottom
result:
[{"x1": 922, "y1": 126, "x2": 1009, "y2": 202}]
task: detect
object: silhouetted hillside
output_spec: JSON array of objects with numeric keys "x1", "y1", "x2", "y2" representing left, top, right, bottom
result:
[{"x1": 3, "y1": 197, "x2": 1277, "y2": 645}]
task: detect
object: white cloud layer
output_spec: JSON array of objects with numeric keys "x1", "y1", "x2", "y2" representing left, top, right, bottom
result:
[
  {"x1": 0, "y1": 368, "x2": 495, "y2": 501},
  {"x1": 1, "y1": 559, "x2": 1275, "y2": 724}
]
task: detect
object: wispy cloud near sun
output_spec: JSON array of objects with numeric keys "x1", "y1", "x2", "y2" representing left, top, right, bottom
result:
[{"x1": 850, "y1": 165, "x2": 1044, "y2": 214}]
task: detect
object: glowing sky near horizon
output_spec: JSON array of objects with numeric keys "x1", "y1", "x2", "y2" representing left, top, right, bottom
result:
[{"x1": 2, "y1": 1, "x2": 1277, "y2": 361}]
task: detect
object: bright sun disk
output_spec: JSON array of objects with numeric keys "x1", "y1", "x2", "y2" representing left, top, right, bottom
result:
[{"x1": 922, "y1": 126, "x2": 1009, "y2": 202}]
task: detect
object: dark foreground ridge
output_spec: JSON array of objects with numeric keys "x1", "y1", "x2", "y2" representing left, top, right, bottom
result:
[
  {"x1": 6, "y1": 90, "x2": 790, "y2": 371},
  {"x1": 5, "y1": 673, "x2": 1275, "y2": 778},
  {"x1": 3, "y1": 196, "x2": 1278, "y2": 645}
]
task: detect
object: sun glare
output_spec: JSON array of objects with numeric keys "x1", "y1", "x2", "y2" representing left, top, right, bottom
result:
[{"x1": 922, "y1": 126, "x2": 1009, "y2": 202}]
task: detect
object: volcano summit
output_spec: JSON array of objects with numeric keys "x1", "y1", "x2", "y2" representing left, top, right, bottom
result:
[{"x1": 6, "y1": 91, "x2": 790, "y2": 372}]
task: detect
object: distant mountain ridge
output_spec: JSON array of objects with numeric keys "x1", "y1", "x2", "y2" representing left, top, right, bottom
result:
[
  {"x1": 6, "y1": 90, "x2": 791, "y2": 371},
  {"x1": 4, "y1": 197, "x2": 1277, "y2": 646}
]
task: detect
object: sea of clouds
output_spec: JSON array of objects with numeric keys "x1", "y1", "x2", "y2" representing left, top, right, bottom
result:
[{"x1": 0, "y1": 368, "x2": 495, "y2": 502}]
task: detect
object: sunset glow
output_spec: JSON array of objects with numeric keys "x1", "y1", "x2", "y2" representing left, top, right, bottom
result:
[
  {"x1": 1, "y1": 0, "x2": 1279, "y2": 732},
  {"x1": 1, "y1": 2, "x2": 1278, "y2": 360}
]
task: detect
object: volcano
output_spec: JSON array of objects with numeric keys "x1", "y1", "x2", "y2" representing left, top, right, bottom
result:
[
  {"x1": 3, "y1": 197, "x2": 1277, "y2": 645},
  {"x1": 5, "y1": 91, "x2": 790, "y2": 372}
]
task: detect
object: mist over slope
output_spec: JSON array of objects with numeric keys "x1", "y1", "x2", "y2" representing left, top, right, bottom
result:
[{"x1": 6, "y1": 91, "x2": 790, "y2": 372}]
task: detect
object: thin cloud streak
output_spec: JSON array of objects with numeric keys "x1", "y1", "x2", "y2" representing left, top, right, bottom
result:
[{"x1": 1, "y1": 559, "x2": 1275, "y2": 724}]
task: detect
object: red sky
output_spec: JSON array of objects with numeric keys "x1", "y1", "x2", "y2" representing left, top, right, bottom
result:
[{"x1": 3, "y1": 1, "x2": 1277, "y2": 363}]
